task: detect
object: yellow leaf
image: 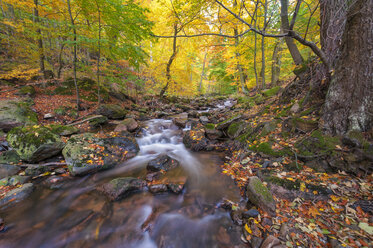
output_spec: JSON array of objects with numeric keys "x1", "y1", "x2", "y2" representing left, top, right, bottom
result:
[
  {"x1": 300, "y1": 182, "x2": 306, "y2": 192},
  {"x1": 244, "y1": 224, "x2": 252, "y2": 234},
  {"x1": 330, "y1": 195, "x2": 340, "y2": 202}
]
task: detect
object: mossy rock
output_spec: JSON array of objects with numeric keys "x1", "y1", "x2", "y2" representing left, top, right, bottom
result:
[
  {"x1": 89, "y1": 115, "x2": 108, "y2": 128},
  {"x1": 216, "y1": 114, "x2": 242, "y2": 130},
  {"x1": 16, "y1": 85, "x2": 36, "y2": 97},
  {"x1": 0, "y1": 150, "x2": 21, "y2": 164},
  {"x1": 251, "y1": 142, "x2": 289, "y2": 157},
  {"x1": 47, "y1": 124, "x2": 79, "y2": 136},
  {"x1": 7, "y1": 125, "x2": 65, "y2": 163},
  {"x1": 97, "y1": 104, "x2": 127, "y2": 119},
  {"x1": 62, "y1": 77, "x2": 96, "y2": 91},
  {"x1": 295, "y1": 130, "x2": 341, "y2": 158},
  {"x1": 260, "y1": 120, "x2": 279, "y2": 137},
  {"x1": 204, "y1": 123, "x2": 223, "y2": 140},
  {"x1": 227, "y1": 121, "x2": 247, "y2": 139},
  {"x1": 262, "y1": 86, "x2": 281, "y2": 97},
  {"x1": 246, "y1": 176, "x2": 276, "y2": 216},
  {"x1": 266, "y1": 176, "x2": 331, "y2": 195},
  {"x1": 204, "y1": 123, "x2": 216, "y2": 130},
  {"x1": 0, "y1": 100, "x2": 38, "y2": 132},
  {"x1": 62, "y1": 132, "x2": 139, "y2": 176},
  {"x1": 53, "y1": 86, "x2": 73, "y2": 95}
]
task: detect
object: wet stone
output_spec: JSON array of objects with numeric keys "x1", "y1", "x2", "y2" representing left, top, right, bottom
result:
[
  {"x1": 149, "y1": 184, "x2": 168, "y2": 194},
  {"x1": 147, "y1": 155, "x2": 180, "y2": 172},
  {"x1": 0, "y1": 164, "x2": 20, "y2": 179},
  {"x1": 0, "y1": 183, "x2": 34, "y2": 208},
  {"x1": 98, "y1": 177, "x2": 147, "y2": 201},
  {"x1": 243, "y1": 209, "x2": 259, "y2": 218}
]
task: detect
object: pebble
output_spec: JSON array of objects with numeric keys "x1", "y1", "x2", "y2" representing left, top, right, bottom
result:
[{"x1": 243, "y1": 209, "x2": 260, "y2": 218}]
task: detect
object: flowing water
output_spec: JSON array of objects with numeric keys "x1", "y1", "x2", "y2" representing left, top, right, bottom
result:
[{"x1": 0, "y1": 119, "x2": 243, "y2": 248}]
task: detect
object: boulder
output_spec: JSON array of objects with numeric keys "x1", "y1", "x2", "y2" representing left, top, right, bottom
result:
[
  {"x1": 62, "y1": 132, "x2": 139, "y2": 176},
  {"x1": 15, "y1": 85, "x2": 36, "y2": 97},
  {"x1": 183, "y1": 127, "x2": 209, "y2": 152},
  {"x1": 204, "y1": 123, "x2": 223, "y2": 140},
  {"x1": 43, "y1": 113, "x2": 54, "y2": 119},
  {"x1": 227, "y1": 121, "x2": 247, "y2": 139},
  {"x1": 7, "y1": 126, "x2": 65, "y2": 163},
  {"x1": 0, "y1": 164, "x2": 20, "y2": 179},
  {"x1": 47, "y1": 124, "x2": 79, "y2": 136},
  {"x1": 246, "y1": 176, "x2": 276, "y2": 216},
  {"x1": 0, "y1": 175, "x2": 30, "y2": 186},
  {"x1": 88, "y1": 115, "x2": 108, "y2": 128},
  {"x1": 98, "y1": 177, "x2": 146, "y2": 201},
  {"x1": 0, "y1": 183, "x2": 34, "y2": 208},
  {"x1": 0, "y1": 150, "x2": 21, "y2": 164},
  {"x1": 114, "y1": 118, "x2": 139, "y2": 132},
  {"x1": 97, "y1": 104, "x2": 127, "y2": 119},
  {"x1": 149, "y1": 184, "x2": 168, "y2": 194},
  {"x1": 199, "y1": 116, "x2": 209, "y2": 124},
  {"x1": 147, "y1": 155, "x2": 180, "y2": 172},
  {"x1": 216, "y1": 115, "x2": 242, "y2": 130},
  {"x1": 0, "y1": 100, "x2": 38, "y2": 132},
  {"x1": 262, "y1": 86, "x2": 281, "y2": 97}
]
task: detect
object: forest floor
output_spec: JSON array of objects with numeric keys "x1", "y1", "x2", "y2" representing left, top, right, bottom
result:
[{"x1": 0, "y1": 76, "x2": 372, "y2": 248}]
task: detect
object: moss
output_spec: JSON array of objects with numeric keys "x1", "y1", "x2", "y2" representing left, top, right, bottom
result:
[
  {"x1": 346, "y1": 130, "x2": 370, "y2": 149},
  {"x1": 252, "y1": 142, "x2": 288, "y2": 157},
  {"x1": 89, "y1": 115, "x2": 108, "y2": 127},
  {"x1": 228, "y1": 121, "x2": 246, "y2": 138},
  {"x1": 0, "y1": 150, "x2": 21, "y2": 164},
  {"x1": 299, "y1": 108, "x2": 315, "y2": 117},
  {"x1": 54, "y1": 86, "x2": 73, "y2": 95},
  {"x1": 47, "y1": 124, "x2": 79, "y2": 136},
  {"x1": 262, "y1": 86, "x2": 281, "y2": 97},
  {"x1": 17, "y1": 85, "x2": 36, "y2": 97},
  {"x1": 6, "y1": 125, "x2": 63, "y2": 162},
  {"x1": 54, "y1": 106, "x2": 68, "y2": 115},
  {"x1": 266, "y1": 176, "x2": 330, "y2": 194},
  {"x1": 216, "y1": 114, "x2": 241, "y2": 129},
  {"x1": 15, "y1": 102, "x2": 38, "y2": 123},
  {"x1": 295, "y1": 130, "x2": 341, "y2": 157},
  {"x1": 251, "y1": 177, "x2": 274, "y2": 203}
]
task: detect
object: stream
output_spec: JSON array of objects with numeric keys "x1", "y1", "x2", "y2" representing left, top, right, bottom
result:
[{"x1": 0, "y1": 118, "x2": 244, "y2": 248}]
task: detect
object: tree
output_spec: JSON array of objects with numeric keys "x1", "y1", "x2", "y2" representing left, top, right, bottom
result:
[{"x1": 322, "y1": 0, "x2": 373, "y2": 134}]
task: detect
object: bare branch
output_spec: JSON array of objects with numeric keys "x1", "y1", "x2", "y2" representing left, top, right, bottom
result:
[{"x1": 289, "y1": 0, "x2": 302, "y2": 30}]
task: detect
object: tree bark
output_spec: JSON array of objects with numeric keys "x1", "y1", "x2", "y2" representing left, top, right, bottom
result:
[
  {"x1": 67, "y1": 0, "x2": 80, "y2": 116},
  {"x1": 261, "y1": 0, "x2": 267, "y2": 89},
  {"x1": 57, "y1": 42, "x2": 65, "y2": 79},
  {"x1": 280, "y1": 0, "x2": 304, "y2": 65},
  {"x1": 160, "y1": 23, "x2": 178, "y2": 97},
  {"x1": 199, "y1": 52, "x2": 207, "y2": 93},
  {"x1": 33, "y1": 0, "x2": 46, "y2": 78},
  {"x1": 96, "y1": 0, "x2": 102, "y2": 105},
  {"x1": 322, "y1": 0, "x2": 373, "y2": 134},
  {"x1": 271, "y1": 38, "x2": 283, "y2": 85}
]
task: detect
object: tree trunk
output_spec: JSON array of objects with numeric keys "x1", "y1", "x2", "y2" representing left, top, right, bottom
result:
[
  {"x1": 57, "y1": 42, "x2": 65, "y2": 79},
  {"x1": 199, "y1": 52, "x2": 207, "y2": 93},
  {"x1": 322, "y1": 0, "x2": 373, "y2": 134},
  {"x1": 280, "y1": 0, "x2": 304, "y2": 65},
  {"x1": 33, "y1": 0, "x2": 46, "y2": 78},
  {"x1": 260, "y1": 0, "x2": 267, "y2": 89},
  {"x1": 253, "y1": 13, "x2": 259, "y2": 89},
  {"x1": 96, "y1": 0, "x2": 101, "y2": 105},
  {"x1": 160, "y1": 23, "x2": 178, "y2": 97},
  {"x1": 271, "y1": 38, "x2": 283, "y2": 85},
  {"x1": 67, "y1": 0, "x2": 80, "y2": 116}
]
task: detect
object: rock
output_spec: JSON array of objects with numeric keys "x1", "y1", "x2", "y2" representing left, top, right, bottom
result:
[
  {"x1": 174, "y1": 117, "x2": 188, "y2": 128},
  {"x1": 290, "y1": 102, "x2": 300, "y2": 114},
  {"x1": 167, "y1": 183, "x2": 184, "y2": 194},
  {"x1": 183, "y1": 128, "x2": 209, "y2": 152},
  {"x1": 43, "y1": 113, "x2": 54, "y2": 119},
  {"x1": 47, "y1": 124, "x2": 79, "y2": 136},
  {"x1": 7, "y1": 126, "x2": 65, "y2": 163},
  {"x1": 88, "y1": 115, "x2": 108, "y2": 127},
  {"x1": 24, "y1": 164, "x2": 51, "y2": 176},
  {"x1": 97, "y1": 104, "x2": 127, "y2": 119},
  {"x1": 0, "y1": 150, "x2": 21, "y2": 164},
  {"x1": 204, "y1": 123, "x2": 223, "y2": 140},
  {"x1": 246, "y1": 177, "x2": 276, "y2": 216},
  {"x1": 227, "y1": 121, "x2": 247, "y2": 139},
  {"x1": 260, "y1": 235, "x2": 281, "y2": 248},
  {"x1": 0, "y1": 100, "x2": 38, "y2": 132},
  {"x1": 188, "y1": 110, "x2": 200, "y2": 118},
  {"x1": 216, "y1": 115, "x2": 242, "y2": 130},
  {"x1": 262, "y1": 86, "x2": 281, "y2": 98},
  {"x1": 62, "y1": 132, "x2": 139, "y2": 176},
  {"x1": 149, "y1": 184, "x2": 168, "y2": 194},
  {"x1": 98, "y1": 177, "x2": 146, "y2": 201},
  {"x1": 242, "y1": 209, "x2": 260, "y2": 218},
  {"x1": 147, "y1": 155, "x2": 180, "y2": 172},
  {"x1": 0, "y1": 175, "x2": 30, "y2": 186},
  {"x1": 114, "y1": 118, "x2": 138, "y2": 132},
  {"x1": 42, "y1": 176, "x2": 70, "y2": 189},
  {"x1": 16, "y1": 85, "x2": 36, "y2": 97},
  {"x1": 282, "y1": 117, "x2": 318, "y2": 133},
  {"x1": 0, "y1": 183, "x2": 34, "y2": 208},
  {"x1": 251, "y1": 237, "x2": 264, "y2": 248},
  {"x1": 199, "y1": 116, "x2": 209, "y2": 124},
  {"x1": 230, "y1": 210, "x2": 243, "y2": 225},
  {"x1": 0, "y1": 164, "x2": 20, "y2": 179}
]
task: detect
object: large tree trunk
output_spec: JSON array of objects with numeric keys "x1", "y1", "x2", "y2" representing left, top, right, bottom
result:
[
  {"x1": 322, "y1": 0, "x2": 373, "y2": 134},
  {"x1": 199, "y1": 52, "x2": 207, "y2": 93}
]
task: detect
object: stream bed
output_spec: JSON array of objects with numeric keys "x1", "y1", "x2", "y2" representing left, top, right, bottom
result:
[{"x1": 0, "y1": 119, "x2": 244, "y2": 248}]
